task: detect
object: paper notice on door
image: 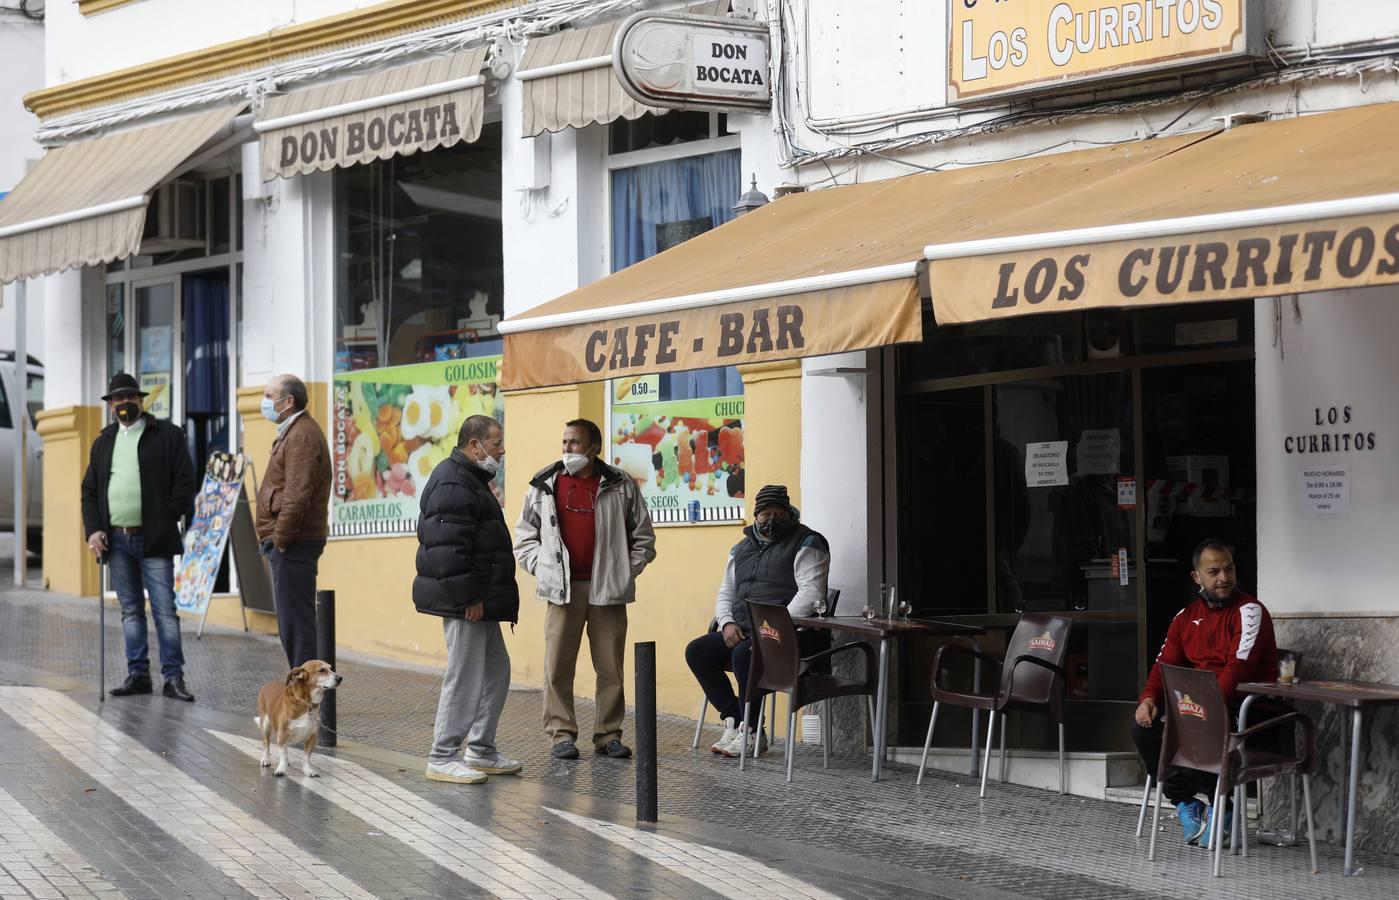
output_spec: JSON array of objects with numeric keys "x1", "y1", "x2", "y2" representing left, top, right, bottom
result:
[
  {"x1": 1025, "y1": 441, "x2": 1069, "y2": 487},
  {"x1": 1076, "y1": 428, "x2": 1121, "y2": 475},
  {"x1": 1300, "y1": 466, "x2": 1349, "y2": 514},
  {"x1": 1117, "y1": 476, "x2": 1137, "y2": 509}
]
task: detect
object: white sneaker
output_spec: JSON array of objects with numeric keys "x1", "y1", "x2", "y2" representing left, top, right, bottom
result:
[
  {"x1": 462, "y1": 753, "x2": 523, "y2": 775},
  {"x1": 425, "y1": 760, "x2": 488, "y2": 784},
  {"x1": 718, "y1": 727, "x2": 768, "y2": 758},
  {"x1": 711, "y1": 718, "x2": 739, "y2": 754}
]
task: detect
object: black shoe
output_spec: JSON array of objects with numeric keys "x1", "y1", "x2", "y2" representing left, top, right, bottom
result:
[
  {"x1": 551, "y1": 739, "x2": 580, "y2": 760},
  {"x1": 109, "y1": 674, "x2": 152, "y2": 697},
  {"x1": 595, "y1": 739, "x2": 632, "y2": 759},
  {"x1": 162, "y1": 678, "x2": 195, "y2": 702}
]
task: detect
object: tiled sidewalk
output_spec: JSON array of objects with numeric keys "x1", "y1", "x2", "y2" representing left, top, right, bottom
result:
[{"x1": 3, "y1": 574, "x2": 1398, "y2": 899}]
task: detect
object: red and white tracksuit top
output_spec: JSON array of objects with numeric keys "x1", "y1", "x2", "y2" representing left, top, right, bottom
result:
[{"x1": 1139, "y1": 590, "x2": 1279, "y2": 706}]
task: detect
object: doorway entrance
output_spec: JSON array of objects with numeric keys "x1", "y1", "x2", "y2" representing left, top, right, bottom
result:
[{"x1": 894, "y1": 303, "x2": 1256, "y2": 752}]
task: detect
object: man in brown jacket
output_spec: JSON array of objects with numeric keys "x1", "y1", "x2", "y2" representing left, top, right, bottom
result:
[{"x1": 256, "y1": 374, "x2": 332, "y2": 668}]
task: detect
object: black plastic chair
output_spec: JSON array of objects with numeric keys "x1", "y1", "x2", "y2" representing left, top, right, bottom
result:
[
  {"x1": 1147, "y1": 664, "x2": 1318, "y2": 876},
  {"x1": 738, "y1": 599, "x2": 874, "y2": 782},
  {"x1": 691, "y1": 589, "x2": 840, "y2": 750},
  {"x1": 916, "y1": 613, "x2": 1072, "y2": 796}
]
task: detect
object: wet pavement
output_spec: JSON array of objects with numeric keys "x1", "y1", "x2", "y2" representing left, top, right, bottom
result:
[{"x1": 1, "y1": 538, "x2": 1397, "y2": 898}]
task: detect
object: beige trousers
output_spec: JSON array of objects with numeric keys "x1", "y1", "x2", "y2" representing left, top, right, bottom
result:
[{"x1": 542, "y1": 581, "x2": 629, "y2": 748}]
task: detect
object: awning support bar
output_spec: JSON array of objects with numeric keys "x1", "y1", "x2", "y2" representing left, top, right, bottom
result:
[
  {"x1": 0, "y1": 195, "x2": 148, "y2": 240},
  {"x1": 923, "y1": 191, "x2": 1399, "y2": 261},
  {"x1": 498, "y1": 261, "x2": 919, "y2": 334},
  {"x1": 253, "y1": 75, "x2": 485, "y2": 133}
]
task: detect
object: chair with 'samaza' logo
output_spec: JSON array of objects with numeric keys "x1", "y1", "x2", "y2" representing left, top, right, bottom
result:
[
  {"x1": 739, "y1": 599, "x2": 875, "y2": 782},
  {"x1": 1148, "y1": 664, "x2": 1319, "y2": 877},
  {"x1": 916, "y1": 613, "x2": 1073, "y2": 797},
  {"x1": 689, "y1": 589, "x2": 841, "y2": 751}
]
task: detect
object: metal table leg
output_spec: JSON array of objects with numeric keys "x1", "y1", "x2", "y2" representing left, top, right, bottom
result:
[
  {"x1": 872, "y1": 636, "x2": 891, "y2": 782},
  {"x1": 969, "y1": 655, "x2": 983, "y2": 776},
  {"x1": 1338, "y1": 710, "x2": 1350, "y2": 866},
  {"x1": 1345, "y1": 707, "x2": 1363, "y2": 876}
]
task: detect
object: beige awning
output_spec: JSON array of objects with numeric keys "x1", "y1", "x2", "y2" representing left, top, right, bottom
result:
[
  {"x1": 928, "y1": 102, "x2": 1399, "y2": 324},
  {"x1": 497, "y1": 132, "x2": 1201, "y2": 391},
  {"x1": 0, "y1": 104, "x2": 244, "y2": 285},
  {"x1": 256, "y1": 48, "x2": 488, "y2": 181},
  {"x1": 518, "y1": 1, "x2": 727, "y2": 137}
]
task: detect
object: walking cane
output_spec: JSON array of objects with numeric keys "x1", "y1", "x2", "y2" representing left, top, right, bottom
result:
[{"x1": 98, "y1": 556, "x2": 107, "y2": 703}]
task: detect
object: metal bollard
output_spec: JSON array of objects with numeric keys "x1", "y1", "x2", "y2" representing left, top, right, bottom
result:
[
  {"x1": 316, "y1": 590, "x2": 336, "y2": 747},
  {"x1": 634, "y1": 641, "x2": 658, "y2": 823}
]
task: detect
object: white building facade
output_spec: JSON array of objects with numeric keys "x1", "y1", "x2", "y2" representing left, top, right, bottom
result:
[{"x1": 6, "y1": 0, "x2": 1399, "y2": 862}]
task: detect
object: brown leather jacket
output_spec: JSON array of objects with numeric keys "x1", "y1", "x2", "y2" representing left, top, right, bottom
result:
[{"x1": 255, "y1": 412, "x2": 331, "y2": 549}]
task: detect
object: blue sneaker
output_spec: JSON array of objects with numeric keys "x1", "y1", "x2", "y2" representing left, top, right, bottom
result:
[
  {"x1": 1198, "y1": 804, "x2": 1233, "y2": 849},
  {"x1": 1176, "y1": 800, "x2": 1207, "y2": 844}
]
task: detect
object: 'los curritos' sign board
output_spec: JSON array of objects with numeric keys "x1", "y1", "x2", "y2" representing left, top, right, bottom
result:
[
  {"x1": 949, "y1": 0, "x2": 1264, "y2": 105},
  {"x1": 614, "y1": 12, "x2": 771, "y2": 113}
]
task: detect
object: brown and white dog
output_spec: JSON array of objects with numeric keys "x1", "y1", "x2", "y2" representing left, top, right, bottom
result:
[{"x1": 254, "y1": 660, "x2": 342, "y2": 777}]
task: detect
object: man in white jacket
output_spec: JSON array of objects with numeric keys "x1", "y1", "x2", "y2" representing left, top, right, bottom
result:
[{"x1": 514, "y1": 419, "x2": 656, "y2": 760}]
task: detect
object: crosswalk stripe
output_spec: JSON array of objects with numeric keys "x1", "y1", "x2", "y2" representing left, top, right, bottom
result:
[
  {"x1": 0, "y1": 785, "x2": 130, "y2": 899},
  {"x1": 206, "y1": 728, "x2": 616, "y2": 900},
  {"x1": 543, "y1": 807, "x2": 843, "y2": 900},
  {"x1": 0, "y1": 687, "x2": 376, "y2": 900}
]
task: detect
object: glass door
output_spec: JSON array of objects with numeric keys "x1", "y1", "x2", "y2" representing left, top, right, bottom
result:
[{"x1": 133, "y1": 277, "x2": 181, "y2": 422}]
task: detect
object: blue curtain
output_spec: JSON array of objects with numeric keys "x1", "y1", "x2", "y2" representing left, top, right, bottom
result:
[
  {"x1": 611, "y1": 149, "x2": 742, "y2": 400},
  {"x1": 183, "y1": 274, "x2": 229, "y2": 416}
]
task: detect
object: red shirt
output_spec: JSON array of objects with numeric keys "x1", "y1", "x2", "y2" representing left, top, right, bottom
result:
[
  {"x1": 1140, "y1": 590, "x2": 1278, "y2": 706},
  {"x1": 557, "y1": 473, "x2": 599, "y2": 581}
]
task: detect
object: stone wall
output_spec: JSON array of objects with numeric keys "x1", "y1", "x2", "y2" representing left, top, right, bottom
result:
[{"x1": 1262, "y1": 617, "x2": 1399, "y2": 856}]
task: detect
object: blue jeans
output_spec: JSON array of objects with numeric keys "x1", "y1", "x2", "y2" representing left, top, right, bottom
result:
[{"x1": 107, "y1": 531, "x2": 184, "y2": 680}]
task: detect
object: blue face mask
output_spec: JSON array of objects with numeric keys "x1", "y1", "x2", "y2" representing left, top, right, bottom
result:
[{"x1": 261, "y1": 396, "x2": 284, "y2": 423}]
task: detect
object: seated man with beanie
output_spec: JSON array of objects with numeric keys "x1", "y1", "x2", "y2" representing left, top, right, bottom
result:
[{"x1": 684, "y1": 485, "x2": 830, "y2": 758}]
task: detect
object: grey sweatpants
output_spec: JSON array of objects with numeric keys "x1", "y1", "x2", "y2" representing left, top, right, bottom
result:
[{"x1": 428, "y1": 617, "x2": 511, "y2": 763}]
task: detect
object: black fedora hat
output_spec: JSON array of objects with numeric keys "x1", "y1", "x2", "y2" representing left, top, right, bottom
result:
[{"x1": 101, "y1": 372, "x2": 148, "y2": 401}]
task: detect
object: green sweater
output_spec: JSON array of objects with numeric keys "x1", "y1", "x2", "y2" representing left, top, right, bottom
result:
[{"x1": 107, "y1": 421, "x2": 144, "y2": 527}]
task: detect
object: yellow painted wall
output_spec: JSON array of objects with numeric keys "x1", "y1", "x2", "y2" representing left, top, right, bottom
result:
[
  {"x1": 36, "y1": 406, "x2": 105, "y2": 596},
  {"x1": 117, "y1": 367, "x2": 803, "y2": 725}
]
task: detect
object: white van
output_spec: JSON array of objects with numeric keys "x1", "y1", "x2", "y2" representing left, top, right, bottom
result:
[{"x1": 0, "y1": 353, "x2": 43, "y2": 555}]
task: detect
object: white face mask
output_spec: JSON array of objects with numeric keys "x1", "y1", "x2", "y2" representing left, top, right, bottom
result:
[
  {"x1": 471, "y1": 443, "x2": 500, "y2": 475},
  {"x1": 562, "y1": 452, "x2": 590, "y2": 475}
]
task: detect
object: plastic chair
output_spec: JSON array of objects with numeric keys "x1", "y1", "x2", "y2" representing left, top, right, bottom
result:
[
  {"x1": 1146, "y1": 664, "x2": 1318, "y2": 877},
  {"x1": 738, "y1": 599, "x2": 874, "y2": 782},
  {"x1": 916, "y1": 613, "x2": 1072, "y2": 797},
  {"x1": 1136, "y1": 648, "x2": 1305, "y2": 840},
  {"x1": 690, "y1": 589, "x2": 840, "y2": 750}
]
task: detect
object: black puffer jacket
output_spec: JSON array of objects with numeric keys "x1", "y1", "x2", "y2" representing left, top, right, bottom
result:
[{"x1": 412, "y1": 449, "x2": 519, "y2": 622}]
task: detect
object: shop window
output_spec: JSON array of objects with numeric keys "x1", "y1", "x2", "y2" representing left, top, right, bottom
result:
[
  {"x1": 607, "y1": 146, "x2": 744, "y2": 524},
  {"x1": 609, "y1": 111, "x2": 728, "y2": 155},
  {"x1": 106, "y1": 283, "x2": 126, "y2": 382},
  {"x1": 135, "y1": 282, "x2": 175, "y2": 419},
  {"x1": 330, "y1": 126, "x2": 505, "y2": 538}
]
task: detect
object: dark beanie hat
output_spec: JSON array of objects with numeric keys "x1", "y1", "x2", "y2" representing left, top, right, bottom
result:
[{"x1": 754, "y1": 484, "x2": 793, "y2": 515}]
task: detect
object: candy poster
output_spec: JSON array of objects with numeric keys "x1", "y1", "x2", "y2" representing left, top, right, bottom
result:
[
  {"x1": 331, "y1": 356, "x2": 503, "y2": 537},
  {"x1": 609, "y1": 393, "x2": 746, "y2": 523},
  {"x1": 175, "y1": 452, "x2": 244, "y2": 614}
]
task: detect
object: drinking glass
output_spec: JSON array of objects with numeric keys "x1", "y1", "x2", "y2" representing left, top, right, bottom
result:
[
  {"x1": 861, "y1": 603, "x2": 876, "y2": 623},
  {"x1": 879, "y1": 583, "x2": 891, "y2": 619},
  {"x1": 1278, "y1": 651, "x2": 1298, "y2": 685}
]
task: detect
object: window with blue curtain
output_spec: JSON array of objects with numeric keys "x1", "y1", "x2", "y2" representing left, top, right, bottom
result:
[{"x1": 610, "y1": 148, "x2": 743, "y2": 400}]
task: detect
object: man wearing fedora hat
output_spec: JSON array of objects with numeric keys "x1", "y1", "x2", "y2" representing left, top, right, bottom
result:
[{"x1": 81, "y1": 373, "x2": 197, "y2": 701}]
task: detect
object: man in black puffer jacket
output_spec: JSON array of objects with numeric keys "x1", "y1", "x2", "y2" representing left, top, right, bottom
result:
[{"x1": 413, "y1": 415, "x2": 521, "y2": 785}]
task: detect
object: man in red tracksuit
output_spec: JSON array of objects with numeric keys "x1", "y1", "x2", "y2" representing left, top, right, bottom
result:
[{"x1": 1132, "y1": 539, "x2": 1279, "y2": 847}]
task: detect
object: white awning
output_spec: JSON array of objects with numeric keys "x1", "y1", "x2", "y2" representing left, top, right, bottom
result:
[{"x1": 0, "y1": 105, "x2": 245, "y2": 284}]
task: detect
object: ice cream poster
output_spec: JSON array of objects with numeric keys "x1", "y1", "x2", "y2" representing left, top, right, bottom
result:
[
  {"x1": 610, "y1": 391, "x2": 746, "y2": 522},
  {"x1": 175, "y1": 452, "x2": 244, "y2": 614},
  {"x1": 331, "y1": 356, "x2": 503, "y2": 537}
]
